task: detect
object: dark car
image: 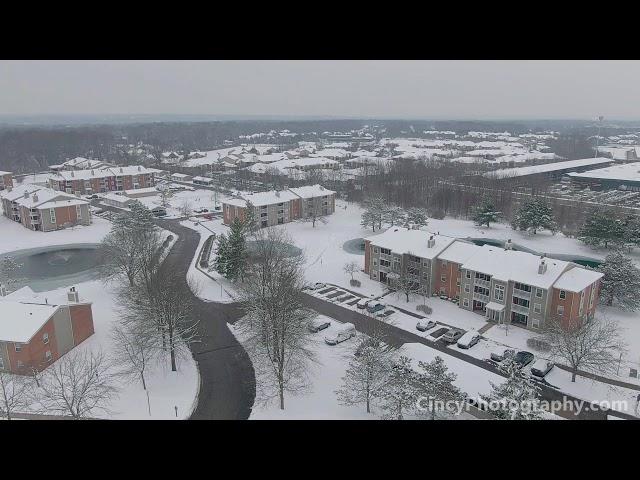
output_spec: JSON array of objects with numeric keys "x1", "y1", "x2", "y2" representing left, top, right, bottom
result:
[
  {"x1": 151, "y1": 207, "x2": 167, "y2": 217},
  {"x1": 513, "y1": 351, "x2": 535, "y2": 368}
]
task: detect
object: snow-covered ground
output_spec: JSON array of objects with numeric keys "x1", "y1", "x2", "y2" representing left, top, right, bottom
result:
[{"x1": 133, "y1": 188, "x2": 227, "y2": 220}]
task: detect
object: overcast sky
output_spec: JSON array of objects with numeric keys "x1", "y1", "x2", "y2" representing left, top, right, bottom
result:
[{"x1": 0, "y1": 60, "x2": 638, "y2": 119}]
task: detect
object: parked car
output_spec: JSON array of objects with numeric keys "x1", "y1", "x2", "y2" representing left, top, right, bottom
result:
[
  {"x1": 203, "y1": 213, "x2": 213, "y2": 220},
  {"x1": 85, "y1": 194, "x2": 99, "y2": 200},
  {"x1": 375, "y1": 309, "x2": 395, "y2": 319},
  {"x1": 91, "y1": 207, "x2": 104, "y2": 215},
  {"x1": 457, "y1": 331, "x2": 481, "y2": 349},
  {"x1": 308, "y1": 318, "x2": 331, "y2": 333},
  {"x1": 416, "y1": 319, "x2": 437, "y2": 332},
  {"x1": 366, "y1": 301, "x2": 386, "y2": 314},
  {"x1": 324, "y1": 323, "x2": 356, "y2": 345},
  {"x1": 490, "y1": 348, "x2": 516, "y2": 363},
  {"x1": 442, "y1": 328, "x2": 465, "y2": 344},
  {"x1": 356, "y1": 298, "x2": 372, "y2": 309},
  {"x1": 530, "y1": 359, "x2": 554, "y2": 378},
  {"x1": 194, "y1": 208, "x2": 209, "y2": 213},
  {"x1": 151, "y1": 207, "x2": 167, "y2": 217},
  {"x1": 313, "y1": 282, "x2": 326, "y2": 290},
  {"x1": 513, "y1": 351, "x2": 535, "y2": 369}
]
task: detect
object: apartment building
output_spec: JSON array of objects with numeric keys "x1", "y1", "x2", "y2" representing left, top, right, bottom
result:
[
  {"x1": 0, "y1": 171, "x2": 13, "y2": 191},
  {"x1": 365, "y1": 230, "x2": 603, "y2": 331},
  {"x1": 0, "y1": 286, "x2": 95, "y2": 375},
  {"x1": 48, "y1": 156, "x2": 113, "y2": 172},
  {"x1": 48, "y1": 166, "x2": 157, "y2": 195},
  {"x1": 364, "y1": 227, "x2": 455, "y2": 294},
  {"x1": 0, "y1": 184, "x2": 91, "y2": 232},
  {"x1": 223, "y1": 184, "x2": 336, "y2": 228}
]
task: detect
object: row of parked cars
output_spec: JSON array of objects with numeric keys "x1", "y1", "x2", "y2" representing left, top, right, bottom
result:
[
  {"x1": 306, "y1": 317, "x2": 357, "y2": 346},
  {"x1": 489, "y1": 347, "x2": 554, "y2": 378},
  {"x1": 415, "y1": 320, "x2": 481, "y2": 350}
]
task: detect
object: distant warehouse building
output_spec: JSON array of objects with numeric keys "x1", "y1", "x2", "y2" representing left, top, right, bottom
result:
[
  {"x1": 485, "y1": 157, "x2": 614, "y2": 182},
  {"x1": 568, "y1": 162, "x2": 640, "y2": 191},
  {"x1": 223, "y1": 184, "x2": 336, "y2": 228}
]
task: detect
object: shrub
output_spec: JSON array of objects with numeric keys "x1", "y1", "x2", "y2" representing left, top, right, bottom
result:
[
  {"x1": 429, "y1": 208, "x2": 446, "y2": 220},
  {"x1": 526, "y1": 337, "x2": 551, "y2": 352},
  {"x1": 416, "y1": 304, "x2": 432, "y2": 314},
  {"x1": 350, "y1": 279, "x2": 361, "y2": 287}
]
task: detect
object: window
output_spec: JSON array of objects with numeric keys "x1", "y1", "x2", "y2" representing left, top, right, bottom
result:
[
  {"x1": 0, "y1": 356, "x2": 4, "y2": 369},
  {"x1": 464, "y1": 284, "x2": 470, "y2": 293},
  {"x1": 45, "y1": 351, "x2": 52, "y2": 362},
  {"x1": 512, "y1": 296, "x2": 530, "y2": 308},
  {"x1": 494, "y1": 284, "x2": 505, "y2": 301},
  {"x1": 557, "y1": 305, "x2": 564, "y2": 316},
  {"x1": 76, "y1": 205, "x2": 82, "y2": 219},
  {"x1": 15, "y1": 343, "x2": 22, "y2": 352},
  {"x1": 380, "y1": 259, "x2": 390, "y2": 267},
  {"x1": 475, "y1": 272, "x2": 491, "y2": 281},
  {"x1": 49, "y1": 208, "x2": 56, "y2": 224},
  {"x1": 559, "y1": 290, "x2": 566, "y2": 300},
  {"x1": 531, "y1": 318, "x2": 540, "y2": 329},
  {"x1": 373, "y1": 259, "x2": 378, "y2": 266},
  {"x1": 441, "y1": 275, "x2": 446, "y2": 282},
  {"x1": 535, "y1": 288, "x2": 543, "y2": 298},
  {"x1": 466, "y1": 271, "x2": 471, "y2": 279},
  {"x1": 43, "y1": 333, "x2": 49, "y2": 344},
  {"x1": 374, "y1": 248, "x2": 379, "y2": 254},
  {"x1": 533, "y1": 303, "x2": 542, "y2": 314},
  {"x1": 17, "y1": 361, "x2": 24, "y2": 369},
  {"x1": 514, "y1": 282, "x2": 531, "y2": 293},
  {"x1": 463, "y1": 299, "x2": 469, "y2": 307},
  {"x1": 380, "y1": 248, "x2": 391, "y2": 255}
]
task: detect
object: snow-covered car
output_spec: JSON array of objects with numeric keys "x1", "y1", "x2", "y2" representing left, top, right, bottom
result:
[
  {"x1": 91, "y1": 207, "x2": 104, "y2": 215},
  {"x1": 416, "y1": 319, "x2": 437, "y2": 332},
  {"x1": 530, "y1": 359, "x2": 554, "y2": 378},
  {"x1": 366, "y1": 301, "x2": 386, "y2": 314},
  {"x1": 490, "y1": 348, "x2": 515, "y2": 363},
  {"x1": 151, "y1": 207, "x2": 167, "y2": 217},
  {"x1": 324, "y1": 323, "x2": 356, "y2": 345},
  {"x1": 194, "y1": 208, "x2": 209, "y2": 213},
  {"x1": 85, "y1": 194, "x2": 99, "y2": 200},
  {"x1": 312, "y1": 282, "x2": 327, "y2": 290},
  {"x1": 513, "y1": 351, "x2": 535, "y2": 369},
  {"x1": 375, "y1": 309, "x2": 395, "y2": 319},
  {"x1": 442, "y1": 328, "x2": 465, "y2": 344},
  {"x1": 308, "y1": 318, "x2": 331, "y2": 333},
  {"x1": 356, "y1": 298, "x2": 372, "y2": 309},
  {"x1": 457, "y1": 331, "x2": 481, "y2": 349}
]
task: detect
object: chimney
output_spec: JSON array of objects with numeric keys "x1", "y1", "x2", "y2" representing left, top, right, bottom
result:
[
  {"x1": 275, "y1": 191, "x2": 280, "y2": 197},
  {"x1": 91, "y1": 169, "x2": 95, "y2": 175},
  {"x1": 137, "y1": 165, "x2": 141, "y2": 171},
  {"x1": 32, "y1": 193, "x2": 38, "y2": 203},
  {"x1": 120, "y1": 167, "x2": 123, "y2": 173},
  {"x1": 0, "y1": 284, "x2": 6, "y2": 297},
  {"x1": 538, "y1": 256, "x2": 547, "y2": 275},
  {"x1": 504, "y1": 239, "x2": 513, "y2": 250},
  {"x1": 23, "y1": 191, "x2": 29, "y2": 199},
  {"x1": 67, "y1": 286, "x2": 79, "y2": 303},
  {"x1": 71, "y1": 171, "x2": 75, "y2": 177},
  {"x1": 427, "y1": 235, "x2": 436, "y2": 248}
]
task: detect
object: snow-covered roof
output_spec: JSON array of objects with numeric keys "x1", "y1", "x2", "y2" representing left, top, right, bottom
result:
[
  {"x1": 171, "y1": 173, "x2": 190, "y2": 178},
  {"x1": 486, "y1": 157, "x2": 612, "y2": 179},
  {"x1": 568, "y1": 161, "x2": 640, "y2": 183},
  {"x1": 0, "y1": 184, "x2": 87, "y2": 209},
  {"x1": 0, "y1": 171, "x2": 12, "y2": 176},
  {"x1": 50, "y1": 165, "x2": 154, "y2": 181},
  {"x1": 123, "y1": 187, "x2": 158, "y2": 196},
  {"x1": 225, "y1": 189, "x2": 299, "y2": 208},
  {"x1": 366, "y1": 228, "x2": 455, "y2": 259},
  {"x1": 191, "y1": 176, "x2": 213, "y2": 182},
  {"x1": 461, "y1": 245, "x2": 571, "y2": 289},
  {"x1": 289, "y1": 185, "x2": 335, "y2": 199},
  {"x1": 553, "y1": 268, "x2": 603, "y2": 293},
  {"x1": 0, "y1": 301, "x2": 58, "y2": 343},
  {"x1": 437, "y1": 240, "x2": 482, "y2": 264}
]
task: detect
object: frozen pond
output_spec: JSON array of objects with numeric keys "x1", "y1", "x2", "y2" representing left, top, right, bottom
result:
[
  {"x1": 0, "y1": 244, "x2": 107, "y2": 292},
  {"x1": 342, "y1": 237, "x2": 366, "y2": 255}
]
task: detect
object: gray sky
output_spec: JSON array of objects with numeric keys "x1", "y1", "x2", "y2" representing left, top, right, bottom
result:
[{"x1": 1, "y1": 60, "x2": 639, "y2": 119}]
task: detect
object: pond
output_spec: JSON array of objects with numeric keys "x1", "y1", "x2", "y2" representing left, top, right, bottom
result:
[
  {"x1": 342, "y1": 237, "x2": 366, "y2": 255},
  {"x1": 0, "y1": 244, "x2": 107, "y2": 292},
  {"x1": 466, "y1": 238, "x2": 602, "y2": 268}
]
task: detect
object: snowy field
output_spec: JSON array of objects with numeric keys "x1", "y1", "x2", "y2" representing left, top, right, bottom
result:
[{"x1": 133, "y1": 188, "x2": 226, "y2": 219}]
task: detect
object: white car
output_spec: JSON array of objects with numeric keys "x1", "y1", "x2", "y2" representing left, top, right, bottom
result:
[
  {"x1": 356, "y1": 298, "x2": 372, "y2": 309},
  {"x1": 313, "y1": 282, "x2": 327, "y2": 290},
  {"x1": 457, "y1": 331, "x2": 481, "y2": 349},
  {"x1": 324, "y1": 323, "x2": 356, "y2": 345},
  {"x1": 530, "y1": 359, "x2": 554, "y2": 378},
  {"x1": 416, "y1": 319, "x2": 437, "y2": 332}
]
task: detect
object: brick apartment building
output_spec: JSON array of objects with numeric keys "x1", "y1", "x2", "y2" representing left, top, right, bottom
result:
[
  {"x1": 0, "y1": 286, "x2": 95, "y2": 375},
  {"x1": 0, "y1": 171, "x2": 13, "y2": 191},
  {"x1": 48, "y1": 166, "x2": 157, "y2": 195},
  {"x1": 223, "y1": 184, "x2": 336, "y2": 228},
  {"x1": 364, "y1": 228, "x2": 603, "y2": 331},
  {"x1": 0, "y1": 184, "x2": 91, "y2": 232}
]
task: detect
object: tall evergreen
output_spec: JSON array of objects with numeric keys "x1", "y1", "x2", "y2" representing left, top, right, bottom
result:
[
  {"x1": 578, "y1": 208, "x2": 625, "y2": 249},
  {"x1": 212, "y1": 233, "x2": 230, "y2": 277},
  {"x1": 471, "y1": 198, "x2": 502, "y2": 228},
  {"x1": 597, "y1": 250, "x2": 640, "y2": 310},
  {"x1": 511, "y1": 198, "x2": 557, "y2": 234},
  {"x1": 226, "y1": 218, "x2": 248, "y2": 281},
  {"x1": 481, "y1": 361, "x2": 543, "y2": 420}
]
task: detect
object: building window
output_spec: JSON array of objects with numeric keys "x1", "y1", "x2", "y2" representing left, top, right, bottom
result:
[
  {"x1": 533, "y1": 303, "x2": 542, "y2": 314},
  {"x1": 380, "y1": 259, "x2": 390, "y2": 267},
  {"x1": 463, "y1": 299, "x2": 469, "y2": 307},
  {"x1": 466, "y1": 271, "x2": 471, "y2": 279},
  {"x1": 380, "y1": 248, "x2": 391, "y2": 255},
  {"x1": 559, "y1": 290, "x2": 566, "y2": 300},
  {"x1": 464, "y1": 284, "x2": 470, "y2": 293},
  {"x1": 15, "y1": 343, "x2": 22, "y2": 352},
  {"x1": 494, "y1": 284, "x2": 505, "y2": 301},
  {"x1": 45, "y1": 351, "x2": 52, "y2": 362},
  {"x1": 557, "y1": 305, "x2": 564, "y2": 316},
  {"x1": 514, "y1": 282, "x2": 532, "y2": 293},
  {"x1": 17, "y1": 361, "x2": 24, "y2": 369},
  {"x1": 441, "y1": 275, "x2": 446, "y2": 282},
  {"x1": 374, "y1": 247, "x2": 379, "y2": 254},
  {"x1": 43, "y1": 333, "x2": 49, "y2": 344},
  {"x1": 49, "y1": 208, "x2": 56, "y2": 224}
]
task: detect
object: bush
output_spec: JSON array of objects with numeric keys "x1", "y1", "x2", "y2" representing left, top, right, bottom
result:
[
  {"x1": 429, "y1": 208, "x2": 446, "y2": 220},
  {"x1": 416, "y1": 304, "x2": 432, "y2": 314},
  {"x1": 350, "y1": 279, "x2": 361, "y2": 287},
  {"x1": 526, "y1": 337, "x2": 551, "y2": 352}
]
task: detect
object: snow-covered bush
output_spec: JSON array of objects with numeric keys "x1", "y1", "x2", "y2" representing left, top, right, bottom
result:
[
  {"x1": 526, "y1": 337, "x2": 551, "y2": 352},
  {"x1": 350, "y1": 279, "x2": 361, "y2": 287},
  {"x1": 416, "y1": 304, "x2": 432, "y2": 314}
]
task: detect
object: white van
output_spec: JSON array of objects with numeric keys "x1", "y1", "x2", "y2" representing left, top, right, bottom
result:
[{"x1": 324, "y1": 323, "x2": 356, "y2": 345}]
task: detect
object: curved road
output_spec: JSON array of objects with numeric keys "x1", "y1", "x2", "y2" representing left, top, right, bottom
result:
[{"x1": 156, "y1": 219, "x2": 255, "y2": 420}]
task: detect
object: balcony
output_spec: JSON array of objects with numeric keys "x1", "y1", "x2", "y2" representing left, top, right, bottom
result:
[
  {"x1": 474, "y1": 278, "x2": 490, "y2": 288},
  {"x1": 512, "y1": 288, "x2": 532, "y2": 300},
  {"x1": 473, "y1": 292, "x2": 490, "y2": 303},
  {"x1": 511, "y1": 303, "x2": 530, "y2": 315}
]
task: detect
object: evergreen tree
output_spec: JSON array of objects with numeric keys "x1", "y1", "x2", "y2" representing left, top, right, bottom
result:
[
  {"x1": 416, "y1": 356, "x2": 464, "y2": 420},
  {"x1": 225, "y1": 218, "x2": 248, "y2": 281},
  {"x1": 622, "y1": 214, "x2": 640, "y2": 251},
  {"x1": 361, "y1": 196, "x2": 387, "y2": 232},
  {"x1": 405, "y1": 207, "x2": 429, "y2": 227},
  {"x1": 243, "y1": 200, "x2": 258, "y2": 234},
  {"x1": 481, "y1": 361, "x2": 543, "y2": 420},
  {"x1": 510, "y1": 198, "x2": 557, "y2": 234},
  {"x1": 212, "y1": 233, "x2": 230, "y2": 277},
  {"x1": 471, "y1": 198, "x2": 502, "y2": 228},
  {"x1": 383, "y1": 205, "x2": 405, "y2": 227},
  {"x1": 597, "y1": 250, "x2": 640, "y2": 310},
  {"x1": 578, "y1": 208, "x2": 625, "y2": 249},
  {"x1": 379, "y1": 356, "x2": 419, "y2": 420}
]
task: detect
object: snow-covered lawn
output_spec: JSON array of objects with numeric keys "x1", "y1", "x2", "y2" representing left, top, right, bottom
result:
[{"x1": 134, "y1": 188, "x2": 229, "y2": 220}]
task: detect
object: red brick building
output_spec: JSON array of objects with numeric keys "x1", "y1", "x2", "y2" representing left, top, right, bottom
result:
[{"x1": 48, "y1": 166, "x2": 157, "y2": 195}]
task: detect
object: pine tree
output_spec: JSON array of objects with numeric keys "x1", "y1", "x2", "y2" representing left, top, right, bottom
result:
[
  {"x1": 225, "y1": 218, "x2": 248, "y2": 281},
  {"x1": 511, "y1": 198, "x2": 557, "y2": 235},
  {"x1": 578, "y1": 208, "x2": 625, "y2": 249},
  {"x1": 212, "y1": 233, "x2": 230, "y2": 277},
  {"x1": 405, "y1": 207, "x2": 429, "y2": 227},
  {"x1": 0, "y1": 255, "x2": 25, "y2": 291},
  {"x1": 481, "y1": 361, "x2": 543, "y2": 420},
  {"x1": 622, "y1": 214, "x2": 640, "y2": 251},
  {"x1": 471, "y1": 199, "x2": 502, "y2": 228},
  {"x1": 383, "y1": 206, "x2": 405, "y2": 227},
  {"x1": 379, "y1": 356, "x2": 419, "y2": 420},
  {"x1": 597, "y1": 250, "x2": 640, "y2": 310},
  {"x1": 243, "y1": 200, "x2": 258, "y2": 234},
  {"x1": 416, "y1": 356, "x2": 464, "y2": 420},
  {"x1": 361, "y1": 196, "x2": 387, "y2": 232}
]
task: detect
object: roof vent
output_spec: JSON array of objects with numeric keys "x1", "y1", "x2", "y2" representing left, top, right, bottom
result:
[
  {"x1": 538, "y1": 257, "x2": 547, "y2": 275},
  {"x1": 32, "y1": 194, "x2": 38, "y2": 203},
  {"x1": 71, "y1": 171, "x2": 75, "y2": 177},
  {"x1": 91, "y1": 169, "x2": 95, "y2": 175},
  {"x1": 23, "y1": 191, "x2": 29, "y2": 199}
]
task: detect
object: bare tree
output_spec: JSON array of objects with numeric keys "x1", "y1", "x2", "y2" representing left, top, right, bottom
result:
[
  {"x1": 111, "y1": 322, "x2": 159, "y2": 391},
  {"x1": 541, "y1": 315, "x2": 626, "y2": 382},
  {"x1": 34, "y1": 349, "x2": 118, "y2": 419},
  {"x1": 236, "y1": 228, "x2": 315, "y2": 410},
  {"x1": 159, "y1": 187, "x2": 173, "y2": 207},
  {"x1": 179, "y1": 199, "x2": 193, "y2": 218},
  {"x1": 0, "y1": 371, "x2": 31, "y2": 420},
  {"x1": 343, "y1": 261, "x2": 360, "y2": 281}
]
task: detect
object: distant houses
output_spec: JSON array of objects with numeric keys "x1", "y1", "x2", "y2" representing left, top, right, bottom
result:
[
  {"x1": 0, "y1": 286, "x2": 95, "y2": 375},
  {"x1": 223, "y1": 184, "x2": 336, "y2": 228},
  {"x1": 0, "y1": 184, "x2": 91, "y2": 232}
]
